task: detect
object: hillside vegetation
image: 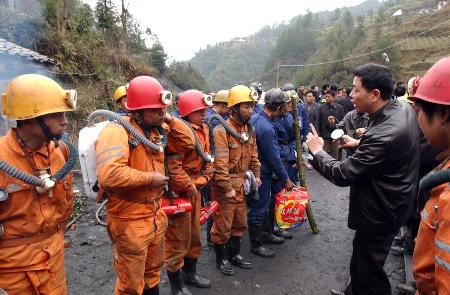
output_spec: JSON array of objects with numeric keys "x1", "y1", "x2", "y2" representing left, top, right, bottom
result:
[
  {"x1": 190, "y1": 0, "x2": 450, "y2": 90},
  {"x1": 0, "y1": 0, "x2": 207, "y2": 137}
]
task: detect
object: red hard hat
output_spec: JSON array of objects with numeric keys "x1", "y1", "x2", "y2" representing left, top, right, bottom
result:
[
  {"x1": 413, "y1": 56, "x2": 450, "y2": 105},
  {"x1": 126, "y1": 76, "x2": 172, "y2": 110},
  {"x1": 177, "y1": 89, "x2": 213, "y2": 117}
]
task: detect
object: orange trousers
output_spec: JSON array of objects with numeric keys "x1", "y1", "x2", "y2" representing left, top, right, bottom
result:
[
  {"x1": 0, "y1": 232, "x2": 67, "y2": 295},
  {"x1": 106, "y1": 210, "x2": 168, "y2": 295},
  {"x1": 165, "y1": 192, "x2": 202, "y2": 272},
  {"x1": 210, "y1": 189, "x2": 247, "y2": 245}
]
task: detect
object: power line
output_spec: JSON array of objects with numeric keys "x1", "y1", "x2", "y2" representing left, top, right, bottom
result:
[
  {"x1": 233, "y1": 66, "x2": 278, "y2": 84},
  {"x1": 279, "y1": 18, "x2": 450, "y2": 68}
]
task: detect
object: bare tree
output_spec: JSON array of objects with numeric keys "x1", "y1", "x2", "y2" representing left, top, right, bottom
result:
[
  {"x1": 55, "y1": 0, "x2": 69, "y2": 37},
  {"x1": 120, "y1": 0, "x2": 128, "y2": 52}
]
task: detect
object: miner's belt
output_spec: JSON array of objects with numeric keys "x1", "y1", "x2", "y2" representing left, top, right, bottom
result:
[
  {"x1": 115, "y1": 194, "x2": 163, "y2": 205},
  {"x1": 229, "y1": 172, "x2": 246, "y2": 178},
  {"x1": 0, "y1": 222, "x2": 66, "y2": 248}
]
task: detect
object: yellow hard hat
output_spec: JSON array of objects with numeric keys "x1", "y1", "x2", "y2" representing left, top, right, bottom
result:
[
  {"x1": 2, "y1": 74, "x2": 76, "y2": 120},
  {"x1": 113, "y1": 85, "x2": 127, "y2": 102},
  {"x1": 227, "y1": 85, "x2": 258, "y2": 107},
  {"x1": 214, "y1": 90, "x2": 229, "y2": 103}
]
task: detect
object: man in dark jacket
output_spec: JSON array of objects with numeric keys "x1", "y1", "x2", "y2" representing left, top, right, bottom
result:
[
  {"x1": 250, "y1": 88, "x2": 295, "y2": 257},
  {"x1": 335, "y1": 110, "x2": 369, "y2": 158},
  {"x1": 315, "y1": 90, "x2": 345, "y2": 158},
  {"x1": 305, "y1": 90, "x2": 320, "y2": 130},
  {"x1": 306, "y1": 63, "x2": 420, "y2": 295}
]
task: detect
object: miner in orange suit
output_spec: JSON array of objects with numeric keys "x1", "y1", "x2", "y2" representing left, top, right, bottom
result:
[
  {"x1": 411, "y1": 57, "x2": 450, "y2": 295},
  {"x1": 0, "y1": 74, "x2": 77, "y2": 295},
  {"x1": 95, "y1": 76, "x2": 194, "y2": 295},
  {"x1": 210, "y1": 85, "x2": 261, "y2": 276},
  {"x1": 165, "y1": 89, "x2": 215, "y2": 295}
]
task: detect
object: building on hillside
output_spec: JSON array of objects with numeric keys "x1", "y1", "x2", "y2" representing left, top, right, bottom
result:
[
  {"x1": 392, "y1": 9, "x2": 403, "y2": 16},
  {"x1": 0, "y1": 38, "x2": 59, "y2": 136},
  {"x1": 438, "y1": 1, "x2": 448, "y2": 10}
]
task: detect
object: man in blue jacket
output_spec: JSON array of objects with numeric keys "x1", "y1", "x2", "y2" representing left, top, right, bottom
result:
[
  {"x1": 271, "y1": 90, "x2": 311, "y2": 238},
  {"x1": 249, "y1": 88, "x2": 295, "y2": 257}
]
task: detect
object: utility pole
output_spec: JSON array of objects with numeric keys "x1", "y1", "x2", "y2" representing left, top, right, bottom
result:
[
  {"x1": 276, "y1": 59, "x2": 280, "y2": 88},
  {"x1": 221, "y1": 67, "x2": 224, "y2": 89}
]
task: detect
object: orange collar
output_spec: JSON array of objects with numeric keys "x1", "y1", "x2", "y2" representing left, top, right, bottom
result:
[{"x1": 6, "y1": 128, "x2": 50, "y2": 158}]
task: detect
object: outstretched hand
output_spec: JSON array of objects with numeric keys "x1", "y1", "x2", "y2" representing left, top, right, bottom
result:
[
  {"x1": 337, "y1": 135, "x2": 360, "y2": 149},
  {"x1": 306, "y1": 124, "x2": 324, "y2": 155}
]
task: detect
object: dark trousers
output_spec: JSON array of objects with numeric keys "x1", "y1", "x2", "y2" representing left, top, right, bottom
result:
[
  {"x1": 248, "y1": 176, "x2": 272, "y2": 225},
  {"x1": 345, "y1": 230, "x2": 398, "y2": 295}
]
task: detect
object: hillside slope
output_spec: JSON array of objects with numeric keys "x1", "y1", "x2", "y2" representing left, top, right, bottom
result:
[{"x1": 190, "y1": 0, "x2": 450, "y2": 89}]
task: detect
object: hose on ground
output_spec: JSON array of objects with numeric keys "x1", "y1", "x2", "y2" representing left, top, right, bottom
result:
[
  {"x1": 87, "y1": 110, "x2": 167, "y2": 152},
  {"x1": 95, "y1": 199, "x2": 107, "y2": 226}
]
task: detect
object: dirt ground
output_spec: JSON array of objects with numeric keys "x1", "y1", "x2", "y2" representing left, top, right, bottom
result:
[{"x1": 65, "y1": 169, "x2": 405, "y2": 295}]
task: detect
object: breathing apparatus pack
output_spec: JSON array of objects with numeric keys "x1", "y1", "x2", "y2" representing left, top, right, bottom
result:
[
  {"x1": 207, "y1": 113, "x2": 255, "y2": 157},
  {"x1": 78, "y1": 110, "x2": 167, "y2": 200},
  {"x1": 163, "y1": 118, "x2": 218, "y2": 221},
  {"x1": 200, "y1": 114, "x2": 256, "y2": 222},
  {"x1": 0, "y1": 139, "x2": 78, "y2": 202}
]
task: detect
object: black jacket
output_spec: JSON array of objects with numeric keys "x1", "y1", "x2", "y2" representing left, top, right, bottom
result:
[
  {"x1": 312, "y1": 99, "x2": 420, "y2": 234},
  {"x1": 335, "y1": 96, "x2": 355, "y2": 114},
  {"x1": 316, "y1": 103, "x2": 345, "y2": 139},
  {"x1": 305, "y1": 102, "x2": 320, "y2": 130}
]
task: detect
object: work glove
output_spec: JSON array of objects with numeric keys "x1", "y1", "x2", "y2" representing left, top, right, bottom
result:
[
  {"x1": 225, "y1": 189, "x2": 236, "y2": 199},
  {"x1": 194, "y1": 175, "x2": 209, "y2": 189}
]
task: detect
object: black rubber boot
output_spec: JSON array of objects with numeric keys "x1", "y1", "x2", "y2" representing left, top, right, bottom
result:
[
  {"x1": 248, "y1": 223, "x2": 275, "y2": 258},
  {"x1": 166, "y1": 269, "x2": 192, "y2": 295},
  {"x1": 142, "y1": 285, "x2": 159, "y2": 295},
  {"x1": 182, "y1": 257, "x2": 211, "y2": 288},
  {"x1": 269, "y1": 201, "x2": 293, "y2": 239},
  {"x1": 213, "y1": 243, "x2": 234, "y2": 276},
  {"x1": 228, "y1": 236, "x2": 253, "y2": 269},
  {"x1": 262, "y1": 214, "x2": 284, "y2": 244},
  {"x1": 273, "y1": 229, "x2": 293, "y2": 239}
]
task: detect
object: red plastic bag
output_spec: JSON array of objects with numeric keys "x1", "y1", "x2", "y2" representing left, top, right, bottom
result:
[{"x1": 274, "y1": 187, "x2": 309, "y2": 230}]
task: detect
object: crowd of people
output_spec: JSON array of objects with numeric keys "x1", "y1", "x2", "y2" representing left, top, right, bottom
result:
[{"x1": 0, "y1": 58, "x2": 449, "y2": 295}]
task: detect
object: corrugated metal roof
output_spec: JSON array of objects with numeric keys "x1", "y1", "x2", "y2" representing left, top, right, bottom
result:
[{"x1": 0, "y1": 38, "x2": 58, "y2": 65}]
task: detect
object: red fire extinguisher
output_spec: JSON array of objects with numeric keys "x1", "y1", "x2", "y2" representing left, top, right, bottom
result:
[
  {"x1": 199, "y1": 201, "x2": 220, "y2": 225},
  {"x1": 162, "y1": 197, "x2": 192, "y2": 215}
]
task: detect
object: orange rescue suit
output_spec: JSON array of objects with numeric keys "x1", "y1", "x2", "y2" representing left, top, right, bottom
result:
[
  {"x1": 0, "y1": 129, "x2": 73, "y2": 295},
  {"x1": 165, "y1": 121, "x2": 214, "y2": 272},
  {"x1": 95, "y1": 116, "x2": 194, "y2": 295},
  {"x1": 413, "y1": 157, "x2": 450, "y2": 295},
  {"x1": 210, "y1": 117, "x2": 260, "y2": 244}
]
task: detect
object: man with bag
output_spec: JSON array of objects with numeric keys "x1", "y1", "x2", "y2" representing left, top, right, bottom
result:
[{"x1": 250, "y1": 88, "x2": 295, "y2": 257}]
